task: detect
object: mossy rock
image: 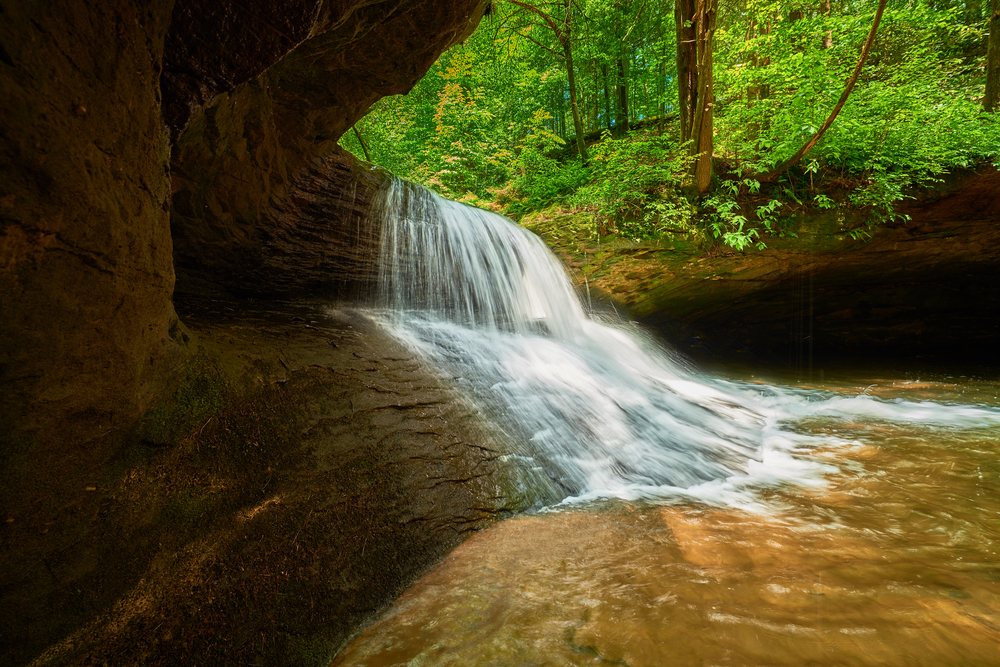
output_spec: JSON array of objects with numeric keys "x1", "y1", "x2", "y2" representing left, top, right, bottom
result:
[{"x1": 133, "y1": 357, "x2": 231, "y2": 447}]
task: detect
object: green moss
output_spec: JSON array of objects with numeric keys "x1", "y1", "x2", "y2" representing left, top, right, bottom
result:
[
  {"x1": 283, "y1": 633, "x2": 332, "y2": 667},
  {"x1": 134, "y1": 357, "x2": 230, "y2": 447}
]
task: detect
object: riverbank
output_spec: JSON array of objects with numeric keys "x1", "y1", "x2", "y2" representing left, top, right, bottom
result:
[{"x1": 521, "y1": 166, "x2": 1000, "y2": 367}]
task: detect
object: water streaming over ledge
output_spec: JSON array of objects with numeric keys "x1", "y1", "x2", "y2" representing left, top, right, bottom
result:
[{"x1": 366, "y1": 178, "x2": 1000, "y2": 504}]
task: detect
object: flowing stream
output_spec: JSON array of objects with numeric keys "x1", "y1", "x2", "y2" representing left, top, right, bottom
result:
[{"x1": 335, "y1": 180, "x2": 1000, "y2": 665}]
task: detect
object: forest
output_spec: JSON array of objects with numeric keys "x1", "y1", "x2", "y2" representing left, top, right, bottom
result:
[{"x1": 342, "y1": 0, "x2": 1000, "y2": 249}]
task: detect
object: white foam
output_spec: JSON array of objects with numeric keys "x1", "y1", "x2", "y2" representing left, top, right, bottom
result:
[{"x1": 366, "y1": 179, "x2": 1000, "y2": 508}]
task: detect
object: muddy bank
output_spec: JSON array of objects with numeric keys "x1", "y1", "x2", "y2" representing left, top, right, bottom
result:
[{"x1": 3, "y1": 301, "x2": 542, "y2": 667}]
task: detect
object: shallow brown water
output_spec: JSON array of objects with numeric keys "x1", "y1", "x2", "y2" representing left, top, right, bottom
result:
[{"x1": 333, "y1": 370, "x2": 1000, "y2": 666}]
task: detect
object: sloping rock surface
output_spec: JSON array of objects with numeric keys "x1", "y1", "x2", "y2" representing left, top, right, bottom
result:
[
  {"x1": 4, "y1": 304, "x2": 538, "y2": 666},
  {"x1": 2, "y1": 2, "x2": 507, "y2": 665}
]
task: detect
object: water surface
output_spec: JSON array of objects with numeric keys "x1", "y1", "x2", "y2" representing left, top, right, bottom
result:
[
  {"x1": 347, "y1": 180, "x2": 1000, "y2": 665},
  {"x1": 334, "y1": 370, "x2": 1000, "y2": 667}
]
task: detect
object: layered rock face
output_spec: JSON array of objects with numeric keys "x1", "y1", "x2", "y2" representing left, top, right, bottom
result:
[
  {"x1": 526, "y1": 167, "x2": 1000, "y2": 367},
  {"x1": 2, "y1": 1, "x2": 496, "y2": 664},
  {"x1": 1, "y1": 0, "x2": 487, "y2": 504},
  {"x1": 3, "y1": 0, "x2": 998, "y2": 662},
  {"x1": 168, "y1": 0, "x2": 489, "y2": 299},
  {"x1": 1, "y1": 0, "x2": 183, "y2": 513},
  {"x1": 640, "y1": 167, "x2": 1000, "y2": 365}
]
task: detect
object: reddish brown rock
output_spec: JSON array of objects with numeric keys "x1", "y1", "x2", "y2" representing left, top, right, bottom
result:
[
  {"x1": 527, "y1": 167, "x2": 1000, "y2": 366},
  {"x1": 0, "y1": 0, "x2": 184, "y2": 523},
  {"x1": 1, "y1": 305, "x2": 539, "y2": 666},
  {"x1": 167, "y1": 0, "x2": 489, "y2": 299},
  {"x1": 641, "y1": 167, "x2": 1000, "y2": 365},
  {"x1": 161, "y1": 0, "x2": 326, "y2": 142},
  {"x1": 1, "y1": 0, "x2": 489, "y2": 476},
  {"x1": 1, "y1": 2, "x2": 502, "y2": 665},
  {"x1": 2, "y1": 0, "x2": 489, "y2": 514},
  {"x1": 172, "y1": 147, "x2": 387, "y2": 299}
]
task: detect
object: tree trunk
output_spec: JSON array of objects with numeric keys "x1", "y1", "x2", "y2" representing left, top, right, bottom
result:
[
  {"x1": 658, "y1": 50, "x2": 666, "y2": 134},
  {"x1": 617, "y1": 56, "x2": 630, "y2": 135},
  {"x1": 351, "y1": 124, "x2": 372, "y2": 162},
  {"x1": 558, "y1": 91, "x2": 567, "y2": 137},
  {"x1": 503, "y1": 0, "x2": 589, "y2": 159},
  {"x1": 601, "y1": 63, "x2": 613, "y2": 131},
  {"x1": 676, "y1": 0, "x2": 697, "y2": 144},
  {"x1": 987, "y1": 0, "x2": 1000, "y2": 113},
  {"x1": 821, "y1": 0, "x2": 833, "y2": 49},
  {"x1": 563, "y1": 0, "x2": 590, "y2": 162},
  {"x1": 677, "y1": 0, "x2": 716, "y2": 193},
  {"x1": 746, "y1": 20, "x2": 771, "y2": 146},
  {"x1": 691, "y1": 0, "x2": 716, "y2": 193}
]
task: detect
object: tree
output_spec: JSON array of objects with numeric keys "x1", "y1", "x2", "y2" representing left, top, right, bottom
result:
[
  {"x1": 987, "y1": 0, "x2": 999, "y2": 112},
  {"x1": 344, "y1": 0, "x2": 1000, "y2": 239},
  {"x1": 676, "y1": 0, "x2": 718, "y2": 193},
  {"x1": 506, "y1": 0, "x2": 591, "y2": 162},
  {"x1": 581, "y1": 0, "x2": 667, "y2": 135},
  {"x1": 759, "y1": 0, "x2": 889, "y2": 179}
]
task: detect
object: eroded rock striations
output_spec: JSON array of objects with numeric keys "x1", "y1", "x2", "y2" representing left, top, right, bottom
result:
[
  {"x1": 3, "y1": 0, "x2": 998, "y2": 662},
  {"x1": 640, "y1": 167, "x2": 1000, "y2": 364},
  {"x1": 5, "y1": 304, "x2": 538, "y2": 665},
  {"x1": 168, "y1": 0, "x2": 490, "y2": 299},
  {"x1": 2, "y1": 0, "x2": 490, "y2": 486}
]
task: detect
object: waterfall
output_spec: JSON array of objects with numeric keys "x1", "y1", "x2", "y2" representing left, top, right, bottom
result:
[
  {"x1": 366, "y1": 179, "x2": 999, "y2": 503},
  {"x1": 367, "y1": 179, "x2": 770, "y2": 500},
  {"x1": 376, "y1": 179, "x2": 585, "y2": 340}
]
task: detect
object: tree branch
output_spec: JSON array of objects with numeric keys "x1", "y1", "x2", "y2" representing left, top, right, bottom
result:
[
  {"x1": 513, "y1": 26, "x2": 565, "y2": 58},
  {"x1": 755, "y1": 0, "x2": 888, "y2": 181},
  {"x1": 621, "y1": 0, "x2": 649, "y2": 43},
  {"x1": 504, "y1": 0, "x2": 565, "y2": 45},
  {"x1": 351, "y1": 124, "x2": 372, "y2": 162}
]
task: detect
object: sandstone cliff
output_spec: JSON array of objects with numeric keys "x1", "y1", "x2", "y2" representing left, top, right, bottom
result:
[{"x1": 1, "y1": 2, "x2": 506, "y2": 664}]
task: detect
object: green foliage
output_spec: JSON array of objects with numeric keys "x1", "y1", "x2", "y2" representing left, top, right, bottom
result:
[
  {"x1": 572, "y1": 130, "x2": 696, "y2": 240},
  {"x1": 716, "y1": 0, "x2": 1000, "y2": 187},
  {"x1": 500, "y1": 109, "x2": 591, "y2": 213},
  {"x1": 342, "y1": 0, "x2": 1000, "y2": 248},
  {"x1": 339, "y1": 17, "x2": 562, "y2": 200},
  {"x1": 701, "y1": 180, "x2": 768, "y2": 251}
]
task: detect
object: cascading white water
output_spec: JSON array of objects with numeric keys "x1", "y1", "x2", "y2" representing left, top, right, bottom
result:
[
  {"x1": 377, "y1": 178, "x2": 585, "y2": 340},
  {"x1": 367, "y1": 178, "x2": 1000, "y2": 503}
]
